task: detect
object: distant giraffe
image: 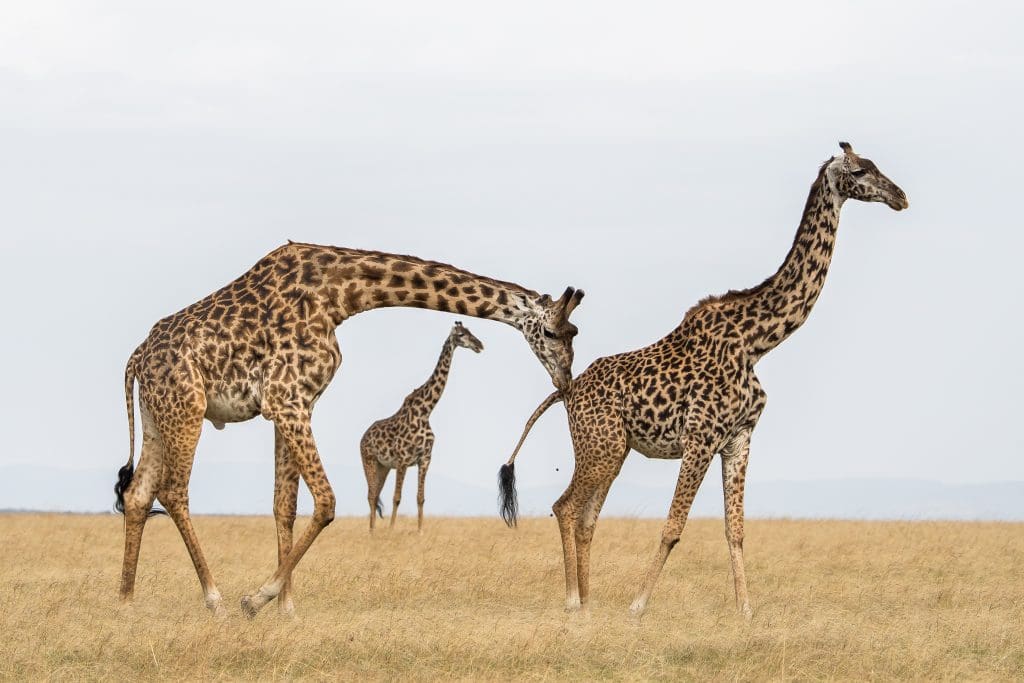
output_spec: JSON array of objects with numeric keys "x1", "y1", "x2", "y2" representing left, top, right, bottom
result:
[
  {"x1": 499, "y1": 143, "x2": 907, "y2": 618},
  {"x1": 116, "y1": 242, "x2": 583, "y2": 618},
  {"x1": 361, "y1": 321, "x2": 484, "y2": 532}
]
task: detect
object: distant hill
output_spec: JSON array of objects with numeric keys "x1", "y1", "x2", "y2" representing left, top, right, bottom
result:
[{"x1": 2, "y1": 463, "x2": 1022, "y2": 521}]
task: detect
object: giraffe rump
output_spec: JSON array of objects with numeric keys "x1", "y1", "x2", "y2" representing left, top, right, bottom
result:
[{"x1": 115, "y1": 352, "x2": 166, "y2": 518}]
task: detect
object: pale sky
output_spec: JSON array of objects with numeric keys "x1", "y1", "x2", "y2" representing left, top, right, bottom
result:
[{"x1": 1, "y1": 1, "x2": 1021, "y2": 515}]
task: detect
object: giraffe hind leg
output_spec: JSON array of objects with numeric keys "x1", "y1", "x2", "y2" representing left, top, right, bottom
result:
[
  {"x1": 361, "y1": 445, "x2": 388, "y2": 531},
  {"x1": 575, "y1": 450, "x2": 625, "y2": 608},
  {"x1": 150, "y1": 395, "x2": 226, "y2": 617},
  {"x1": 371, "y1": 463, "x2": 388, "y2": 530},
  {"x1": 118, "y1": 407, "x2": 165, "y2": 603}
]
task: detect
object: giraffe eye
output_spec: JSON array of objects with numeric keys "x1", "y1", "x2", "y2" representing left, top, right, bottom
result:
[
  {"x1": 543, "y1": 328, "x2": 557, "y2": 339},
  {"x1": 851, "y1": 168, "x2": 868, "y2": 177}
]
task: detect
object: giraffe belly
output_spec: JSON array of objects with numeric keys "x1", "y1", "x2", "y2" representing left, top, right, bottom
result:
[
  {"x1": 628, "y1": 435, "x2": 685, "y2": 460},
  {"x1": 204, "y1": 390, "x2": 261, "y2": 426}
]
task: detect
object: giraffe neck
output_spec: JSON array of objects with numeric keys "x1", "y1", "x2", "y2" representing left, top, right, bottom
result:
[
  {"x1": 281, "y1": 244, "x2": 543, "y2": 329},
  {"x1": 726, "y1": 166, "x2": 844, "y2": 360},
  {"x1": 407, "y1": 337, "x2": 457, "y2": 415}
]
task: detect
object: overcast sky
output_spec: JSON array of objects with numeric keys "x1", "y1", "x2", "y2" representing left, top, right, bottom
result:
[{"x1": 1, "y1": 2, "x2": 1021, "y2": 515}]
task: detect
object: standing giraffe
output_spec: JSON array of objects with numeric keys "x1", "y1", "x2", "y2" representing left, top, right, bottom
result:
[
  {"x1": 116, "y1": 242, "x2": 583, "y2": 618},
  {"x1": 498, "y1": 143, "x2": 907, "y2": 618},
  {"x1": 361, "y1": 321, "x2": 484, "y2": 532}
]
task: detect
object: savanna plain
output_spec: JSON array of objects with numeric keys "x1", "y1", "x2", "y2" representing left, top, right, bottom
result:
[{"x1": 1, "y1": 514, "x2": 1022, "y2": 680}]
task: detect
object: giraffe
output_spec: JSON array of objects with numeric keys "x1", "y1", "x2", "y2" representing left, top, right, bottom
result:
[
  {"x1": 498, "y1": 142, "x2": 908, "y2": 618},
  {"x1": 115, "y1": 242, "x2": 583, "y2": 618},
  {"x1": 361, "y1": 321, "x2": 484, "y2": 532}
]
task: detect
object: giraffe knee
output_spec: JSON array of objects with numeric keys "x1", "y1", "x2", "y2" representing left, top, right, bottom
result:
[
  {"x1": 552, "y1": 494, "x2": 571, "y2": 518},
  {"x1": 726, "y1": 524, "x2": 744, "y2": 546},
  {"x1": 660, "y1": 523, "x2": 683, "y2": 548},
  {"x1": 312, "y1": 490, "x2": 336, "y2": 526}
]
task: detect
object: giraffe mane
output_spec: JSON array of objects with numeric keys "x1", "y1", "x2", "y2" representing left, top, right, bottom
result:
[
  {"x1": 280, "y1": 241, "x2": 544, "y2": 300},
  {"x1": 686, "y1": 158, "x2": 833, "y2": 316}
]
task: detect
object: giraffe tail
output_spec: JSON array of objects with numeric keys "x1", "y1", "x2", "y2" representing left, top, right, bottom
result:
[
  {"x1": 115, "y1": 347, "x2": 166, "y2": 517},
  {"x1": 498, "y1": 391, "x2": 562, "y2": 528},
  {"x1": 375, "y1": 497, "x2": 384, "y2": 518}
]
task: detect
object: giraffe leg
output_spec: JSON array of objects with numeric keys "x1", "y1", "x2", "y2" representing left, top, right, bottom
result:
[
  {"x1": 151, "y1": 399, "x2": 225, "y2": 617},
  {"x1": 575, "y1": 471, "x2": 620, "y2": 608},
  {"x1": 158, "y1": 488, "x2": 225, "y2": 618},
  {"x1": 390, "y1": 466, "x2": 406, "y2": 529},
  {"x1": 553, "y1": 411, "x2": 627, "y2": 612},
  {"x1": 273, "y1": 427, "x2": 299, "y2": 615},
  {"x1": 416, "y1": 457, "x2": 430, "y2": 533},
  {"x1": 721, "y1": 429, "x2": 753, "y2": 620},
  {"x1": 241, "y1": 413, "x2": 335, "y2": 619},
  {"x1": 363, "y1": 456, "x2": 388, "y2": 532},
  {"x1": 553, "y1": 460, "x2": 612, "y2": 612},
  {"x1": 118, "y1": 408, "x2": 164, "y2": 603},
  {"x1": 630, "y1": 434, "x2": 715, "y2": 617}
]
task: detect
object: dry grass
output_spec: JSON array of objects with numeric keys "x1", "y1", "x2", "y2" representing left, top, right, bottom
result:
[{"x1": 1, "y1": 513, "x2": 1021, "y2": 681}]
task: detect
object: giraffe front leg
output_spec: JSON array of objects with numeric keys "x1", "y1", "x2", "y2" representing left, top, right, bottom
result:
[
  {"x1": 416, "y1": 456, "x2": 430, "y2": 533},
  {"x1": 241, "y1": 411, "x2": 335, "y2": 619},
  {"x1": 721, "y1": 429, "x2": 753, "y2": 620},
  {"x1": 630, "y1": 435, "x2": 715, "y2": 617},
  {"x1": 273, "y1": 427, "x2": 299, "y2": 616},
  {"x1": 390, "y1": 466, "x2": 406, "y2": 529}
]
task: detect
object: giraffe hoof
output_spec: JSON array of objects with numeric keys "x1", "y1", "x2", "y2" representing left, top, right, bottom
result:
[
  {"x1": 278, "y1": 598, "x2": 296, "y2": 617},
  {"x1": 240, "y1": 595, "x2": 260, "y2": 619},
  {"x1": 628, "y1": 600, "x2": 647, "y2": 619},
  {"x1": 740, "y1": 604, "x2": 753, "y2": 622},
  {"x1": 206, "y1": 599, "x2": 228, "y2": 620}
]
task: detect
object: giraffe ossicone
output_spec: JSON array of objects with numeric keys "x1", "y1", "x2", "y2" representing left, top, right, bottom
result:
[
  {"x1": 361, "y1": 321, "x2": 484, "y2": 532},
  {"x1": 499, "y1": 142, "x2": 908, "y2": 618},
  {"x1": 114, "y1": 244, "x2": 583, "y2": 618}
]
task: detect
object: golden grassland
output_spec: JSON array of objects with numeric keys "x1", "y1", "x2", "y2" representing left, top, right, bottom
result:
[{"x1": 1, "y1": 513, "x2": 1022, "y2": 681}]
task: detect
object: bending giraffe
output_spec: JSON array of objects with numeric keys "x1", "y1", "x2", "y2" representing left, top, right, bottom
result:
[
  {"x1": 116, "y1": 242, "x2": 583, "y2": 618},
  {"x1": 361, "y1": 321, "x2": 484, "y2": 532},
  {"x1": 498, "y1": 143, "x2": 908, "y2": 618}
]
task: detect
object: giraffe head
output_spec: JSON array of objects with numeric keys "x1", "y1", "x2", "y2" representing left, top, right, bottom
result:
[
  {"x1": 522, "y1": 287, "x2": 584, "y2": 393},
  {"x1": 828, "y1": 141, "x2": 909, "y2": 210},
  {"x1": 450, "y1": 321, "x2": 484, "y2": 353}
]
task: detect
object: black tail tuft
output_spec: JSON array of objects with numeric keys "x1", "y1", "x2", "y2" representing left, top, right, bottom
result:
[
  {"x1": 498, "y1": 463, "x2": 518, "y2": 527},
  {"x1": 375, "y1": 496, "x2": 384, "y2": 518},
  {"x1": 114, "y1": 463, "x2": 133, "y2": 514},
  {"x1": 113, "y1": 462, "x2": 167, "y2": 517}
]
